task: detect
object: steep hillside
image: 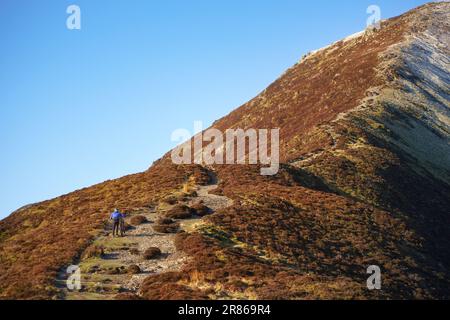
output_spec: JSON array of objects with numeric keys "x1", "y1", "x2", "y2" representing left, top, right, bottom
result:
[
  {"x1": 0, "y1": 163, "x2": 211, "y2": 299},
  {"x1": 1, "y1": 2, "x2": 449, "y2": 300}
]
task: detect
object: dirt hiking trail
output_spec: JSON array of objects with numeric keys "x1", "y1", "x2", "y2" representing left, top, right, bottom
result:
[{"x1": 56, "y1": 169, "x2": 232, "y2": 300}]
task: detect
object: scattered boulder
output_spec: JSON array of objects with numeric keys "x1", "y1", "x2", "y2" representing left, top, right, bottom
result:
[
  {"x1": 143, "y1": 247, "x2": 162, "y2": 259},
  {"x1": 128, "y1": 264, "x2": 141, "y2": 274},
  {"x1": 130, "y1": 215, "x2": 148, "y2": 226}
]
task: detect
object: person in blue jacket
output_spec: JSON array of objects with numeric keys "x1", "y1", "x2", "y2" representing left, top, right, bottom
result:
[{"x1": 110, "y1": 208, "x2": 125, "y2": 237}]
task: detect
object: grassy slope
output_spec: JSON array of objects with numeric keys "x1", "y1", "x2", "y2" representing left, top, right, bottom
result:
[
  {"x1": 0, "y1": 161, "x2": 210, "y2": 299},
  {"x1": 1, "y1": 2, "x2": 449, "y2": 300},
  {"x1": 141, "y1": 3, "x2": 450, "y2": 300}
]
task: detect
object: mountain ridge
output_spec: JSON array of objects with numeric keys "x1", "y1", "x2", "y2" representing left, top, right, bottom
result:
[{"x1": 1, "y1": 2, "x2": 449, "y2": 300}]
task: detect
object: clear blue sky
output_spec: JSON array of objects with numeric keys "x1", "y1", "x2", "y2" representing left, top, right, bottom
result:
[{"x1": 0, "y1": 0, "x2": 429, "y2": 218}]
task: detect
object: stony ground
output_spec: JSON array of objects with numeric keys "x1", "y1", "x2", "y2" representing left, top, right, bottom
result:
[{"x1": 56, "y1": 171, "x2": 232, "y2": 300}]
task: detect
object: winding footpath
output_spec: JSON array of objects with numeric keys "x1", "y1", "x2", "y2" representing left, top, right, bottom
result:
[{"x1": 57, "y1": 169, "x2": 232, "y2": 300}]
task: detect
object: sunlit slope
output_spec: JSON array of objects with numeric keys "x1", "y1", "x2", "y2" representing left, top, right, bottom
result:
[{"x1": 1, "y1": 2, "x2": 449, "y2": 300}]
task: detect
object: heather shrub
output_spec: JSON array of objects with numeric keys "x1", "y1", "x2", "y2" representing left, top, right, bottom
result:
[
  {"x1": 174, "y1": 232, "x2": 188, "y2": 251},
  {"x1": 191, "y1": 203, "x2": 211, "y2": 217},
  {"x1": 143, "y1": 247, "x2": 162, "y2": 259},
  {"x1": 162, "y1": 195, "x2": 177, "y2": 205},
  {"x1": 82, "y1": 245, "x2": 104, "y2": 259},
  {"x1": 128, "y1": 264, "x2": 141, "y2": 274},
  {"x1": 130, "y1": 215, "x2": 148, "y2": 225},
  {"x1": 173, "y1": 193, "x2": 187, "y2": 202},
  {"x1": 140, "y1": 272, "x2": 209, "y2": 300},
  {"x1": 165, "y1": 205, "x2": 193, "y2": 219},
  {"x1": 115, "y1": 293, "x2": 143, "y2": 300},
  {"x1": 152, "y1": 224, "x2": 179, "y2": 234},
  {"x1": 156, "y1": 217, "x2": 175, "y2": 225}
]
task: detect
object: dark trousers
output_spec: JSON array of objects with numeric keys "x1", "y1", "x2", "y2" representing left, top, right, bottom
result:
[{"x1": 113, "y1": 220, "x2": 121, "y2": 236}]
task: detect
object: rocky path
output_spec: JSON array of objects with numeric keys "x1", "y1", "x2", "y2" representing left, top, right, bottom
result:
[
  {"x1": 191, "y1": 171, "x2": 234, "y2": 212},
  {"x1": 57, "y1": 169, "x2": 232, "y2": 300}
]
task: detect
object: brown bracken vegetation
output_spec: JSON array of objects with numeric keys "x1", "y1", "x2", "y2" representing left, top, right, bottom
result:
[
  {"x1": 143, "y1": 247, "x2": 162, "y2": 260},
  {"x1": 152, "y1": 223, "x2": 180, "y2": 234},
  {"x1": 138, "y1": 3, "x2": 450, "y2": 300},
  {"x1": 128, "y1": 264, "x2": 141, "y2": 274},
  {"x1": 129, "y1": 215, "x2": 148, "y2": 226},
  {"x1": 190, "y1": 202, "x2": 212, "y2": 217},
  {"x1": 0, "y1": 2, "x2": 449, "y2": 300},
  {"x1": 165, "y1": 205, "x2": 194, "y2": 220},
  {"x1": 0, "y1": 162, "x2": 210, "y2": 299}
]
